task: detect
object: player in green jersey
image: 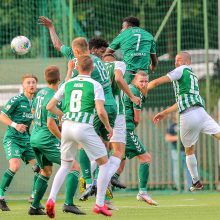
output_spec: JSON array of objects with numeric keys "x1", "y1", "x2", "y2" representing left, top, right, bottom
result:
[
  {"x1": 0, "y1": 74, "x2": 39, "y2": 211},
  {"x1": 38, "y1": 16, "x2": 119, "y2": 199},
  {"x1": 148, "y1": 52, "x2": 220, "y2": 191},
  {"x1": 124, "y1": 71, "x2": 158, "y2": 206},
  {"x1": 45, "y1": 55, "x2": 113, "y2": 217},
  {"x1": 106, "y1": 16, "x2": 158, "y2": 84},
  {"x1": 29, "y1": 66, "x2": 85, "y2": 215}
]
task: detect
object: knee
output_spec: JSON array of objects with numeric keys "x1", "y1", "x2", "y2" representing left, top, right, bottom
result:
[
  {"x1": 70, "y1": 161, "x2": 80, "y2": 172},
  {"x1": 41, "y1": 169, "x2": 52, "y2": 177},
  {"x1": 185, "y1": 146, "x2": 195, "y2": 156},
  {"x1": 9, "y1": 159, "x2": 20, "y2": 173},
  {"x1": 138, "y1": 153, "x2": 151, "y2": 163}
]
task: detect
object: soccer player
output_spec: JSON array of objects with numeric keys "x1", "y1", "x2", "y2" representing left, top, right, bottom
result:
[
  {"x1": 103, "y1": 53, "x2": 140, "y2": 188},
  {"x1": 38, "y1": 17, "x2": 117, "y2": 191},
  {"x1": 105, "y1": 16, "x2": 158, "y2": 84},
  {"x1": 89, "y1": 37, "x2": 109, "y2": 58},
  {"x1": 29, "y1": 66, "x2": 85, "y2": 215},
  {"x1": 0, "y1": 74, "x2": 39, "y2": 211},
  {"x1": 45, "y1": 55, "x2": 113, "y2": 217},
  {"x1": 148, "y1": 52, "x2": 220, "y2": 191},
  {"x1": 124, "y1": 71, "x2": 158, "y2": 205}
]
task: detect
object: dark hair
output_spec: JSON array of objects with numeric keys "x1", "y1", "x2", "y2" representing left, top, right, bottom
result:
[
  {"x1": 77, "y1": 55, "x2": 93, "y2": 72},
  {"x1": 123, "y1": 16, "x2": 140, "y2": 27},
  {"x1": 44, "y1": 66, "x2": 60, "y2": 84},
  {"x1": 89, "y1": 38, "x2": 109, "y2": 50},
  {"x1": 102, "y1": 53, "x2": 116, "y2": 59}
]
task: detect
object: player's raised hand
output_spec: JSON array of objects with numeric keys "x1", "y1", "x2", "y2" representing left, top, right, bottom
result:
[
  {"x1": 130, "y1": 96, "x2": 140, "y2": 105},
  {"x1": 153, "y1": 112, "x2": 166, "y2": 124},
  {"x1": 38, "y1": 16, "x2": 53, "y2": 28},
  {"x1": 68, "y1": 60, "x2": 75, "y2": 71},
  {"x1": 16, "y1": 124, "x2": 28, "y2": 133}
]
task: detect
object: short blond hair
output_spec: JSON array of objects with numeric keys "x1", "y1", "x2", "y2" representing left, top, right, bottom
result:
[
  {"x1": 22, "y1": 73, "x2": 38, "y2": 83},
  {"x1": 72, "y1": 37, "x2": 89, "y2": 53}
]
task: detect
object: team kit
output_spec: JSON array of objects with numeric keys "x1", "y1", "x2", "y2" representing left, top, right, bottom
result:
[{"x1": 0, "y1": 16, "x2": 220, "y2": 218}]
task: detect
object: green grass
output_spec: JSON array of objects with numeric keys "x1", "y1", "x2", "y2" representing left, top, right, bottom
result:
[{"x1": 0, "y1": 191, "x2": 219, "y2": 220}]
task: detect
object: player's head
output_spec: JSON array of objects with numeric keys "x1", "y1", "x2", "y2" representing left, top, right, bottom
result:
[
  {"x1": 175, "y1": 52, "x2": 191, "y2": 67},
  {"x1": 72, "y1": 37, "x2": 89, "y2": 58},
  {"x1": 22, "y1": 73, "x2": 38, "y2": 95},
  {"x1": 89, "y1": 37, "x2": 109, "y2": 58},
  {"x1": 44, "y1": 65, "x2": 60, "y2": 85},
  {"x1": 76, "y1": 55, "x2": 94, "y2": 75},
  {"x1": 132, "y1": 71, "x2": 149, "y2": 90},
  {"x1": 102, "y1": 53, "x2": 117, "y2": 62},
  {"x1": 122, "y1": 16, "x2": 140, "y2": 30}
]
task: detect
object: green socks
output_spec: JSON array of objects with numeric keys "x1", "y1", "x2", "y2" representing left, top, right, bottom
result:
[
  {"x1": 32, "y1": 174, "x2": 49, "y2": 209},
  {"x1": 64, "y1": 170, "x2": 80, "y2": 206},
  {"x1": 0, "y1": 169, "x2": 15, "y2": 197},
  {"x1": 139, "y1": 163, "x2": 150, "y2": 192},
  {"x1": 79, "y1": 149, "x2": 92, "y2": 185}
]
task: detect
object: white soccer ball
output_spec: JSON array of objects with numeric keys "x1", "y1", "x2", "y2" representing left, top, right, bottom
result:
[{"x1": 11, "y1": 36, "x2": 31, "y2": 55}]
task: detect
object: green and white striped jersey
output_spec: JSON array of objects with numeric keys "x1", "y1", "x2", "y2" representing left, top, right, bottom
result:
[
  {"x1": 54, "y1": 75, "x2": 105, "y2": 125},
  {"x1": 167, "y1": 65, "x2": 205, "y2": 113},
  {"x1": 104, "y1": 61, "x2": 126, "y2": 115}
]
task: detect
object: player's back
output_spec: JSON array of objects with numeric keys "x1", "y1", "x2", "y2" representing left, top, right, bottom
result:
[
  {"x1": 110, "y1": 27, "x2": 155, "y2": 72},
  {"x1": 31, "y1": 87, "x2": 59, "y2": 145},
  {"x1": 62, "y1": 76, "x2": 103, "y2": 124}
]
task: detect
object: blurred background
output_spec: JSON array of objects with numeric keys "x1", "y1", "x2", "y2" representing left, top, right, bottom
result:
[{"x1": 0, "y1": 0, "x2": 219, "y2": 194}]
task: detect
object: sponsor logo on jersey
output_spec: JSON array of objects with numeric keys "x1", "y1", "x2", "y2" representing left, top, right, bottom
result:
[
  {"x1": 21, "y1": 105, "x2": 27, "y2": 108},
  {"x1": 5, "y1": 104, "x2": 11, "y2": 111},
  {"x1": 22, "y1": 112, "x2": 34, "y2": 119}
]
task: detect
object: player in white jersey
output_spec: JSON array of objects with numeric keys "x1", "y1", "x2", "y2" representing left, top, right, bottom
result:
[
  {"x1": 45, "y1": 55, "x2": 114, "y2": 217},
  {"x1": 147, "y1": 52, "x2": 220, "y2": 191}
]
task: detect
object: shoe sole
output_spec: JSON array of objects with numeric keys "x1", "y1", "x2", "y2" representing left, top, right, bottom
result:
[
  {"x1": 137, "y1": 196, "x2": 158, "y2": 206},
  {"x1": 189, "y1": 186, "x2": 203, "y2": 192},
  {"x1": 93, "y1": 208, "x2": 112, "y2": 216}
]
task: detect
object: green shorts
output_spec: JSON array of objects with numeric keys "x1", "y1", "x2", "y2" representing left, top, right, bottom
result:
[
  {"x1": 3, "y1": 138, "x2": 36, "y2": 163},
  {"x1": 125, "y1": 130, "x2": 146, "y2": 159},
  {"x1": 32, "y1": 141, "x2": 61, "y2": 168},
  {"x1": 93, "y1": 104, "x2": 117, "y2": 141}
]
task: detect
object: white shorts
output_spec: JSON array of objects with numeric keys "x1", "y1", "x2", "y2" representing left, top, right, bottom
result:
[
  {"x1": 110, "y1": 114, "x2": 126, "y2": 144},
  {"x1": 180, "y1": 106, "x2": 220, "y2": 147},
  {"x1": 61, "y1": 120, "x2": 107, "y2": 161}
]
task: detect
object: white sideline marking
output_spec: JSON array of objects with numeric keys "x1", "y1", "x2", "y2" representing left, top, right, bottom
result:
[{"x1": 116, "y1": 204, "x2": 207, "y2": 209}]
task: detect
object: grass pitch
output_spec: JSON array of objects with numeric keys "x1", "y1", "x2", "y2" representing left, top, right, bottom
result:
[{"x1": 0, "y1": 191, "x2": 219, "y2": 220}]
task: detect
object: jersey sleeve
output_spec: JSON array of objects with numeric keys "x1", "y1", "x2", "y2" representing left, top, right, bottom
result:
[
  {"x1": 131, "y1": 87, "x2": 142, "y2": 110},
  {"x1": 167, "y1": 66, "x2": 184, "y2": 81},
  {"x1": 94, "y1": 82, "x2": 105, "y2": 101},
  {"x1": 54, "y1": 83, "x2": 65, "y2": 101},
  {"x1": 114, "y1": 61, "x2": 126, "y2": 76},
  {"x1": 1, "y1": 96, "x2": 19, "y2": 117},
  {"x1": 150, "y1": 39, "x2": 156, "y2": 54},
  {"x1": 60, "y1": 45, "x2": 75, "y2": 60},
  {"x1": 108, "y1": 34, "x2": 121, "y2": 51}
]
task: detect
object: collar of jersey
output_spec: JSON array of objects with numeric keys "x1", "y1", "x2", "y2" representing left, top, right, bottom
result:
[{"x1": 77, "y1": 74, "x2": 91, "y2": 78}]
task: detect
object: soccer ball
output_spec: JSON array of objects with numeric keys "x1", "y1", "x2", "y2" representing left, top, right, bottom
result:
[{"x1": 11, "y1": 36, "x2": 31, "y2": 55}]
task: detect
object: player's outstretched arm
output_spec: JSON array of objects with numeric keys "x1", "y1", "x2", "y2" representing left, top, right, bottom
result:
[
  {"x1": 47, "y1": 118, "x2": 61, "y2": 140},
  {"x1": 38, "y1": 16, "x2": 62, "y2": 51},
  {"x1": 95, "y1": 100, "x2": 113, "y2": 139},
  {"x1": 46, "y1": 98, "x2": 64, "y2": 118},
  {"x1": 153, "y1": 103, "x2": 178, "y2": 124},
  {"x1": 114, "y1": 69, "x2": 140, "y2": 105},
  {"x1": 0, "y1": 112, "x2": 27, "y2": 133},
  {"x1": 147, "y1": 75, "x2": 171, "y2": 92}
]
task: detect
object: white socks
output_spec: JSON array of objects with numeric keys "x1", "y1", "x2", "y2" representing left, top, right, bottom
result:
[
  {"x1": 96, "y1": 161, "x2": 111, "y2": 206},
  {"x1": 186, "y1": 154, "x2": 199, "y2": 183},
  {"x1": 48, "y1": 161, "x2": 72, "y2": 202},
  {"x1": 90, "y1": 160, "x2": 97, "y2": 174},
  {"x1": 108, "y1": 156, "x2": 121, "y2": 178}
]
